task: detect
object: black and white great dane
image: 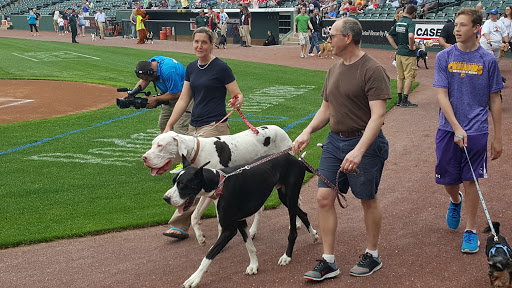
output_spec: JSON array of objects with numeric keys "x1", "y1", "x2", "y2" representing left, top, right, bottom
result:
[
  {"x1": 163, "y1": 154, "x2": 319, "y2": 288},
  {"x1": 142, "y1": 125, "x2": 295, "y2": 245}
]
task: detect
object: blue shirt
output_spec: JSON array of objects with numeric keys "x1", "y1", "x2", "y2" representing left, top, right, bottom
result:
[
  {"x1": 433, "y1": 45, "x2": 504, "y2": 134},
  {"x1": 95, "y1": 12, "x2": 106, "y2": 22},
  {"x1": 148, "y1": 56, "x2": 186, "y2": 95},
  {"x1": 27, "y1": 14, "x2": 36, "y2": 24},
  {"x1": 328, "y1": 11, "x2": 337, "y2": 18},
  {"x1": 220, "y1": 12, "x2": 228, "y2": 24},
  {"x1": 185, "y1": 57, "x2": 235, "y2": 127}
]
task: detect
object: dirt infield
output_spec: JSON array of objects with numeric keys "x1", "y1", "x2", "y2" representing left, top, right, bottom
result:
[
  {"x1": 1, "y1": 30, "x2": 512, "y2": 288},
  {"x1": 0, "y1": 80, "x2": 115, "y2": 124}
]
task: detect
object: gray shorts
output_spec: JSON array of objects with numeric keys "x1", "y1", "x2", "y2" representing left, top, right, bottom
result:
[{"x1": 318, "y1": 131, "x2": 389, "y2": 200}]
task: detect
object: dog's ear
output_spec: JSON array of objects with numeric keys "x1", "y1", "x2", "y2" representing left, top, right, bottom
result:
[
  {"x1": 175, "y1": 133, "x2": 189, "y2": 159},
  {"x1": 182, "y1": 154, "x2": 191, "y2": 168}
]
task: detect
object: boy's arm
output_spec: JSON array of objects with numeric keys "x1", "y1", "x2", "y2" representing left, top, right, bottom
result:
[
  {"x1": 436, "y1": 87, "x2": 466, "y2": 147},
  {"x1": 489, "y1": 91, "x2": 502, "y2": 160}
]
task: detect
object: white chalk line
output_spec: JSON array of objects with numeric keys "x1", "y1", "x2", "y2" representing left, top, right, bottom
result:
[
  {"x1": 62, "y1": 51, "x2": 101, "y2": 60},
  {"x1": 12, "y1": 53, "x2": 39, "y2": 61},
  {"x1": 0, "y1": 99, "x2": 35, "y2": 109}
]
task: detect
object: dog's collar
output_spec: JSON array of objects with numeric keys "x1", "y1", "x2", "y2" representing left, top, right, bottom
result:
[
  {"x1": 210, "y1": 171, "x2": 224, "y2": 200},
  {"x1": 190, "y1": 138, "x2": 200, "y2": 165}
]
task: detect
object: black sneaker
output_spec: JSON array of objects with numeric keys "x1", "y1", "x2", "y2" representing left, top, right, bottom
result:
[
  {"x1": 400, "y1": 100, "x2": 418, "y2": 108},
  {"x1": 304, "y1": 259, "x2": 340, "y2": 281},
  {"x1": 396, "y1": 101, "x2": 401, "y2": 107},
  {"x1": 349, "y1": 252, "x2": 382, "y2": 276}
]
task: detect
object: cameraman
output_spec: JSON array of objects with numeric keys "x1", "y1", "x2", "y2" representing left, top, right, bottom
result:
[{"x1": 133, "y1": 57, "x2": 193, "y2": 135}]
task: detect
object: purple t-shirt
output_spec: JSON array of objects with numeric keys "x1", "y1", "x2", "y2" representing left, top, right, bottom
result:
[{"x1": 433, "y1": 45, "x2": 503, "y2": 135}]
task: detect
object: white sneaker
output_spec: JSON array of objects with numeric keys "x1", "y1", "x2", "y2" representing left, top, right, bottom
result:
[
  {"x1": 308, "y1": 53, "x2": 314, "y2": 56},
  {"x1": 301, "y1": 53, "x2": 305, "y2": 58},
  {"x1": 392, "y1": 60, "x2": 396, "y2": 67}
]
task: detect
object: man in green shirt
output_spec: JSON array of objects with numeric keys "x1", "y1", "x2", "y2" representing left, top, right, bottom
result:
[
  {"x1": 195, "y1": 10, "x2": 208, "y2": 28},
  {"x1": 294, "y1": 6, "x2": 314, "y2": 58},
  {"x1": 386, "y1": 4, "x2": 418, "y2": 108}
]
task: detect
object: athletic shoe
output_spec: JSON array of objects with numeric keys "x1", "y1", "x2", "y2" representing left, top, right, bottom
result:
[
  {"x1": 304, "y1": 259, "x2": 340, "y2": 281},
  {"x1": 461, "y1": 230, "x2": 480, "y2": 253},
  {"x1": 399, "y1": 100, "x2": 418, "y2": 108},
  {"x1": 446, "y1": 192, "x2": 463, "y2": 230},
  {"x1": 169, "y1": 163, "x2": 184, "y2": 174},
  {"x1": 308, "y1": 53, "x2": 315, "y2": 56},
  {"x1": 392, "y1": 60, "x2": 396, "y2": 67},
  {"x1": 349, "y1": 253, "x2": 382, "y2": 277},
  {"x1": 301, "y1": 53, "x2": 305, "y2": 58},
  {"x1": 396, "y1": 101, "x2": 401, "y2": 107}
]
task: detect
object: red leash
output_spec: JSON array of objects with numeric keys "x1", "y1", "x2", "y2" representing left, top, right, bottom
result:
[{"x1": 203, "y1": 95, "x2": 258, "y2": 136}]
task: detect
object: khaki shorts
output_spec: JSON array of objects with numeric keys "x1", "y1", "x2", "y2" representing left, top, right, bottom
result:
[
  {"x1": 158, "y1": 100, "x2": 194, "y2": 133},
  {"x1": 396, "y1": 54, "x2": 417, "y2": 81},
  {"x1": 188, "y1": 121, "x2": 229, "y2": 137},
  {"x1": 239, "y1": 25, "x2": 245, "y2": 37}
]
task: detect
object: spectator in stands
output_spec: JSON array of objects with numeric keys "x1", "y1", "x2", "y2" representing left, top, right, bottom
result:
[
  {"x1": 180, "y1": 0, "x2": 189, "y2": 9},
  {"x1": 311, "y1": 0, "x2": 321, "y2": 11},
  {"x1": 62, "y1": 9, "x2": 69, "y2": 33},
  {"x1": 195, "y1": 9, "x2": 208, "y2": 28},
  {"x1": 78, "y1": 10, "x2": 86, "y2": 37},
  {"x1": 27, "y1": 10, "x2": 38, "y2": 36},
  {"x1": 53, "y1": 7, "x2": 60, "y2": 34},
  {"x1": 348, "y1": 5, "x2": 360, "y2": 17},
  {"x1": 82, "y1": 1, "x2": 90, "y2": 16},
  {"x1": 326, "y1": 5, "x2": 337, "y2": 18},
  {"x1": 386, "y1": 4, "x2": 419, "y2": 107},
  {"x1": 480, "y1": 9, "x2": 509, "y2": 68},
  {"x1": 405, "y1": 0, "x2": 417, "y2": 5},
  {"x1": 294, "y1": 6, "x2": 314, "y2": 57},
  {"x1": 219, "y1": 7, "x2": 229, "y2": 36},
  {"x1": 71, "y1": 2, "x2": 78, "y2": 10},
  {"x1": 421, "y1": 0, "x2": 436, "y2": 18},
  {"x1": 309, "y1": 8, "x2": 322, "y2": 55},
  {"x1": 147, "y1": 0, "x2": 154, "y2": 8},
  {"x1": 439, "y1": 19, "x2": 456, "y2": 48},
  {"x1": 130, "y1": 9, "x2": 137, "y2": 38},
  {"x1": 296, "y1": 0, "x2": 308, "y2": 13},
  {"x1": 476, "y1": 3, "x2": 487, "y2": 20},
  {"x1": 241, "y1": 6, "x2": 252, "y2": 47},
  {"x1": 264, "y1": 29, "x2": 277, "y2": 45},
  {"x1": 33, "y1": 9, "x2": 41, "y2": 33},
  {"x1": 69, "y1": 9, "x2": 79, "y2": 43},
  {"x1": 95, "y1": 8, "x2": 107, "y2": 39},
  {"x1": 500, "y1": 5, "x2": 512, "y2": 46},
  {"x1": 125, "y1": 0, "x2": 133, "y2": 9}
]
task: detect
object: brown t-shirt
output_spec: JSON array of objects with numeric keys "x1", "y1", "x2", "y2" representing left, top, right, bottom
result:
[{"x1": 322, "y1": 53, "x2": 391, "y2": 133}]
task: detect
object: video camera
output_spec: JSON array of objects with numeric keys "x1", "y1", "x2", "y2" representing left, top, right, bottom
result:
[{"x1": 116, "y1": 85, "x2": 152, "y2": 109}]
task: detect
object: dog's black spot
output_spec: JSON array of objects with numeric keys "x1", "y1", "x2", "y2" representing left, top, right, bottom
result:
[
  {"x1": 263, "y1": 136, "x2": 271, "y2": 147},
  {"x1": 214, "y1": 141, "x2": 232, "y2": 167},
  {"x1": 214, "y1": 137, "x2": 221, "y2": 140},
  {"x1": 260, "y1": 126, "x2": 268, "y2": 130}
]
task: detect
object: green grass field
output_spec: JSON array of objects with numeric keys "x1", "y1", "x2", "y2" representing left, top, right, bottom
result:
[{"x1": 0, "y1": 37, "x2": 411, "y2": 248}]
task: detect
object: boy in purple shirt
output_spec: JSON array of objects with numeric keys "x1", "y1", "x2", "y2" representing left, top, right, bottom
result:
[{"x1": 433, "y1": 8, "x2": 503, "y2": 254}]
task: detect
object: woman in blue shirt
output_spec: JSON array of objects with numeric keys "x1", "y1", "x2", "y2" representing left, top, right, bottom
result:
[{"x1": 27, "y1": 10, "x2": 38, "y2": 36}]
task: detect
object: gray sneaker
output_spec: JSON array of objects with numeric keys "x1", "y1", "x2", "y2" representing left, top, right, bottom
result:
[
  {"x1": 304, "y1": 259, "x2": 340, "y2": 281},
  {"x1": 349, "y1": 253, "x2": 382, "y2": 276}
]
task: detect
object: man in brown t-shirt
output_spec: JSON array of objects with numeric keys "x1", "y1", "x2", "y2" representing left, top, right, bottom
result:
[{"x1": 292, "y1": 18, "x2": 391, "y2": 281}]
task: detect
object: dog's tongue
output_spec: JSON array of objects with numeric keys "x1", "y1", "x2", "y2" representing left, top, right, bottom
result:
[
  {"x1": 177, "y1": 204, "x2": 185, "y2": 215},
  {"x1": 150, "y1": 160, "x2": 173, "y2": 176}
]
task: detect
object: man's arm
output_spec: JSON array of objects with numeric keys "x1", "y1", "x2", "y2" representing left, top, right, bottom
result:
[
  {"x1": 340, "y1": 99, "x2": 386, "y2": 171},
  {"x1": 308, "y1": 19, "x2": 314, "y2": 31},
  {"x1": 436, "y1": 87, "x2": 466, "y2": 147},
  {"x1": 408, "y1": 32, "x2": 415, "y2": 51},
  {"x1": 292, "y1": 100, "x2": 331, "y2": 155},
  {"x1": 489, "y1": 91, "x2": 502, "y2": 160},
  {"x1": 438, "y1": 37, "x2": 451, "y2": 49},
  {"x1": 145, "y1": 91, "x2": 181, "y2": 109},
  {"x1": 386, "y1": 33, "x2": 398, "y2": 49}
]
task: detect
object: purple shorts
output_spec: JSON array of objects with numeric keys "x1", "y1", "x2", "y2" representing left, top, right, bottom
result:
[{"x1": 435, "y1": 129, "x2": 488, "y2": 185}]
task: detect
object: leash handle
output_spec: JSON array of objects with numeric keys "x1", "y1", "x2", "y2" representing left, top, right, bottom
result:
[
  {"x1": 462, "y1": 146, "x2": 498, "y2": 241},
  {"x1": 298, "y1": 155, "x2": 348, "y2": 209}
]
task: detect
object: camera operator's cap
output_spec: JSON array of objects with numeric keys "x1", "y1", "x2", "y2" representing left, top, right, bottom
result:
[{"x1": 490, "y1": 9, "x2": 499, "y2": 14}]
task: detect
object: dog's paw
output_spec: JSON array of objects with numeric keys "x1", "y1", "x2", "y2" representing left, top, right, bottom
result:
[
  {"x1": 196, "y1": 234, "x2": 206, "y2": 246},
  {"x1": 310, "y1": 228, "x2": 319, "y2": 243},
  {"x1": 278, "y1": 254, "x2": 292, "y2": 266},
  {"x1": 296, "y1": 217, "x2": 302, "y2": 229},
  {"x1": 245, "y1": 264, "x2": 258, "y2": 275},
  {"x1": 183, "y1": 274, "x2": 201, "y2": 288}
]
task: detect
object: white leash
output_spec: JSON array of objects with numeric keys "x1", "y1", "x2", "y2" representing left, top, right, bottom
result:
[{"x1": 456, "y1": 134, "x2": 498, "y2": 242}]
